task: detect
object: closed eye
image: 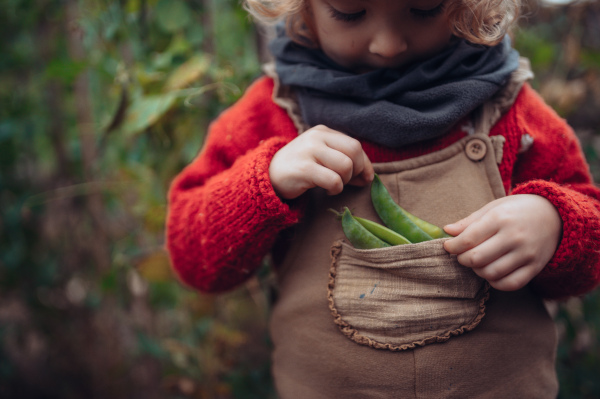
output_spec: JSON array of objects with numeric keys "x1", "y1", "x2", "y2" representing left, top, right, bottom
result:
[
  {"x1": 328, "y1": 7, "x2": 366, "y2": 23},
  {"x1": 411, "y1": 2, "x2": 445, "y2": 19}
]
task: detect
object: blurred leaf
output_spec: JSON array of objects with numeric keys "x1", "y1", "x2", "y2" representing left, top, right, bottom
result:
[
  {"x1": 6, "y1": 0, "x2": 600, "y2": 398},
  {"x1": 0, "y1": 0, "x2": 268, "y2": 397},
  {"x1": 45, "y1": 59, "x2": 87, "y2": 84},
  {"x1": 581, "y1": 49, "x2": 600, "y2": 69},
  {"x1": 100, "y1": 268, "x2": 119, "y2": 293},
  {"x1": 186, "y1": 23, "x2": 204, "y2": 46},
  {"x1": 155, "y1": 0, "x2": 192, "y2": 33},
  {"x1": 121, "y1": 92, "x2": 177, "y2": 137},
  {"x1": 148, "y1": 281, "x2": 180, "y2": 308},
  {"x1": 514, "y1": 29, "x2": 557, "y2": 70},
  {"x1": 164, "y1": 55, "x2": 211, "y2": 91}
]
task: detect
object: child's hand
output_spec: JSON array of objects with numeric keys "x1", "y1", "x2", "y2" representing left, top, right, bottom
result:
[
  {"x1": 443, "y1": 195, "x2": 562, "y2": 291},
  {"x1": 269, "y1": 125, "x2": 375, "y2": 199}
]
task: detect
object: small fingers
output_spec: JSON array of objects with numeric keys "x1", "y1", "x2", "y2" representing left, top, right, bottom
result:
[
  {"x1": 313, "y1": 146, "x2": 355, "y2": 185},
  {"x1": 460, "y1": 244, "x2": 541, "y2": 291},
  {"x1": 281, "y1": 126, "x2": 372, "y2": 196},
  {"x1": 444, "y1": 216, "x2": 499, "y2": 255},
  {"x1": 320, "y1": 127, "x2": 372, "y2": 181},
  {"x1": 348, "y1": 152, "x2": 375, "y2": 187},
  {"x1": 305, "y1": 127, "x2": 373, "y2": 192},
  {"x1": 455, "y1": 234, "x2": 511, "y2": 269},
  {"x1": 309, "y1": 164, "x2": 346, "y2": 196},
  {"x1": 486, "y1": 264, "x2": 535, "y2": 292},
  {"x1": 321, "y1": 127, "x2": 364, "y2": 160},
  {"x1": 443, "y1": 200, "x2": 499, "y2": 236}
]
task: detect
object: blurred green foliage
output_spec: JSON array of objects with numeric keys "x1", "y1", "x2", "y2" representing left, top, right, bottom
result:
[
  {"x1": 0, "y1": 0, "x2": 599, "y2": 398},
  {"x1": 1, "y1": 0, "x2": 272, "y2": 398}
]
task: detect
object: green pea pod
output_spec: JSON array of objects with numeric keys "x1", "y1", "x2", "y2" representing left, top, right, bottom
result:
[
  {"x1": 370, "y1": 174, "x2": 433, "y2": 243},
  {"x1": 341, "y1": 207, "x2": 390, "y2": 249},
  {"x1": 405, "y1": 211, "x2": 451, "y2": 239},
  {"x1": 353, "y1": 215, "x2": 412, "y2": 245}
]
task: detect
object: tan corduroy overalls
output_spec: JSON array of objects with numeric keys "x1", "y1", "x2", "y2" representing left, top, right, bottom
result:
[{"x1": 265, "y1": 60, "x2": 558, "y2": 399}]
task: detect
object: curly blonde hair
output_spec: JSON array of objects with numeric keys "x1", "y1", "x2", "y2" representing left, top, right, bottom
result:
[{"x1": 243, "y1": 0, "x2": 520, "y2": 47}]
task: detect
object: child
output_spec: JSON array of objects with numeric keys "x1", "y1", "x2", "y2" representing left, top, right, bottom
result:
[{"x1": 166, "y1": 0, "x2": 600, "y2": 397}]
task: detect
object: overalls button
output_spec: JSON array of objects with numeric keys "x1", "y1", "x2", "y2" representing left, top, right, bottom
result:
[{"x1": 465, "y1": 139, "x2": 487, "y2": 161}]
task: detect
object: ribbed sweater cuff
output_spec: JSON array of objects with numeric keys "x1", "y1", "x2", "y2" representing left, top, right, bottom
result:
[
  {"x1": 512, "y1": 179, "x2": 599, "y2": 298},
  {"x1": 251, "y1": 136, "x2": 303, "y2": 225}
]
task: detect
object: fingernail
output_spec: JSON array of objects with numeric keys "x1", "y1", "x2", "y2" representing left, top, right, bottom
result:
[{"x1": 442, "y1": 240, "x2": 452, "y2": 252}]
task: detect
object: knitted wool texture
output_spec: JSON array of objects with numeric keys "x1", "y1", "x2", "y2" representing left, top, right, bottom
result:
[{"x1": 166, "y1": 77, "x2": 600, "y2": 299}]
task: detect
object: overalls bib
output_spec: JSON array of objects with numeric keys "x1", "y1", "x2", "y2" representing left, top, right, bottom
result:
[{"x1": 267, "y1": 60, "x2": 558, "y2": 398}]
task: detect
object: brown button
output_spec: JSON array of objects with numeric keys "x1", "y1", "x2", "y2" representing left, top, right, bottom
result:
[{"x1": 465, "y1": 138, "x2": 487, "y2": 161}]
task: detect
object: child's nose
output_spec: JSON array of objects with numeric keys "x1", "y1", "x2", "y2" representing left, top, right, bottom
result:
[{"x1": 368, "y1": 26, "x2": 408, "y2": 59}]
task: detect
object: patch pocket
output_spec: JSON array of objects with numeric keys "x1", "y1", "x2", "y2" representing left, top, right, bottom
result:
[{"x1": 328, "y1": 239, "x2": 490, "y2": 351}]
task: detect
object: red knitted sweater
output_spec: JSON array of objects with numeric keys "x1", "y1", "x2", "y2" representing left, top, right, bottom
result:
[{"x1": 166, "y1": 76, "x2": 600, "y2": 299}]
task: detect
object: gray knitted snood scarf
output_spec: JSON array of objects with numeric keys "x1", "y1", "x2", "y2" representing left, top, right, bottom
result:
[{"x1": 270, "y1": 26, "x2": 520, "y2": 147}]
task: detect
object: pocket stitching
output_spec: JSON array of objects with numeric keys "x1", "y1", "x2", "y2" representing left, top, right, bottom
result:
[{"x1": 327, "y1": 240, "x2": 490, "y2": 351}]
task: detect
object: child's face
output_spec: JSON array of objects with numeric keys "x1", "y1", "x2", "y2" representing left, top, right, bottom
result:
[{"x1": 307, "y1": 0, "x2": 454, "y2": 73}]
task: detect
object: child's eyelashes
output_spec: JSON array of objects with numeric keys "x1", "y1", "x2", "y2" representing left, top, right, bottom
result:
[
  {"x1": 327, "y1": 2, "x2": 446, "y2": 23},
  {"x1": 411, "y1": 2, "x2": 446, "y2": 19},
  {"x1": 328, "y1": 7, "x2": 366, "y2": 23}
]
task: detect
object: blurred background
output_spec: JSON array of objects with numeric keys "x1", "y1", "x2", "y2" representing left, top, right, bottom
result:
[{"x1": 1, "y1": 0, "x2": 599, "y2": 398}]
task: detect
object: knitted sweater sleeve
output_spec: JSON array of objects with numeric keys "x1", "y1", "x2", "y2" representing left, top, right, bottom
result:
[
  {"x1": 509, "y1": 84, "x2": 600, "y2": 299},
  {"x1": 166, "y1": 77, "x2": 301, "y2": 293}
]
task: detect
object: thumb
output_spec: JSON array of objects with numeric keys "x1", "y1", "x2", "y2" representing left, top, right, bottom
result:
[{"x1": 348, "y1": 152, "x2": 375, "y2": 187}]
